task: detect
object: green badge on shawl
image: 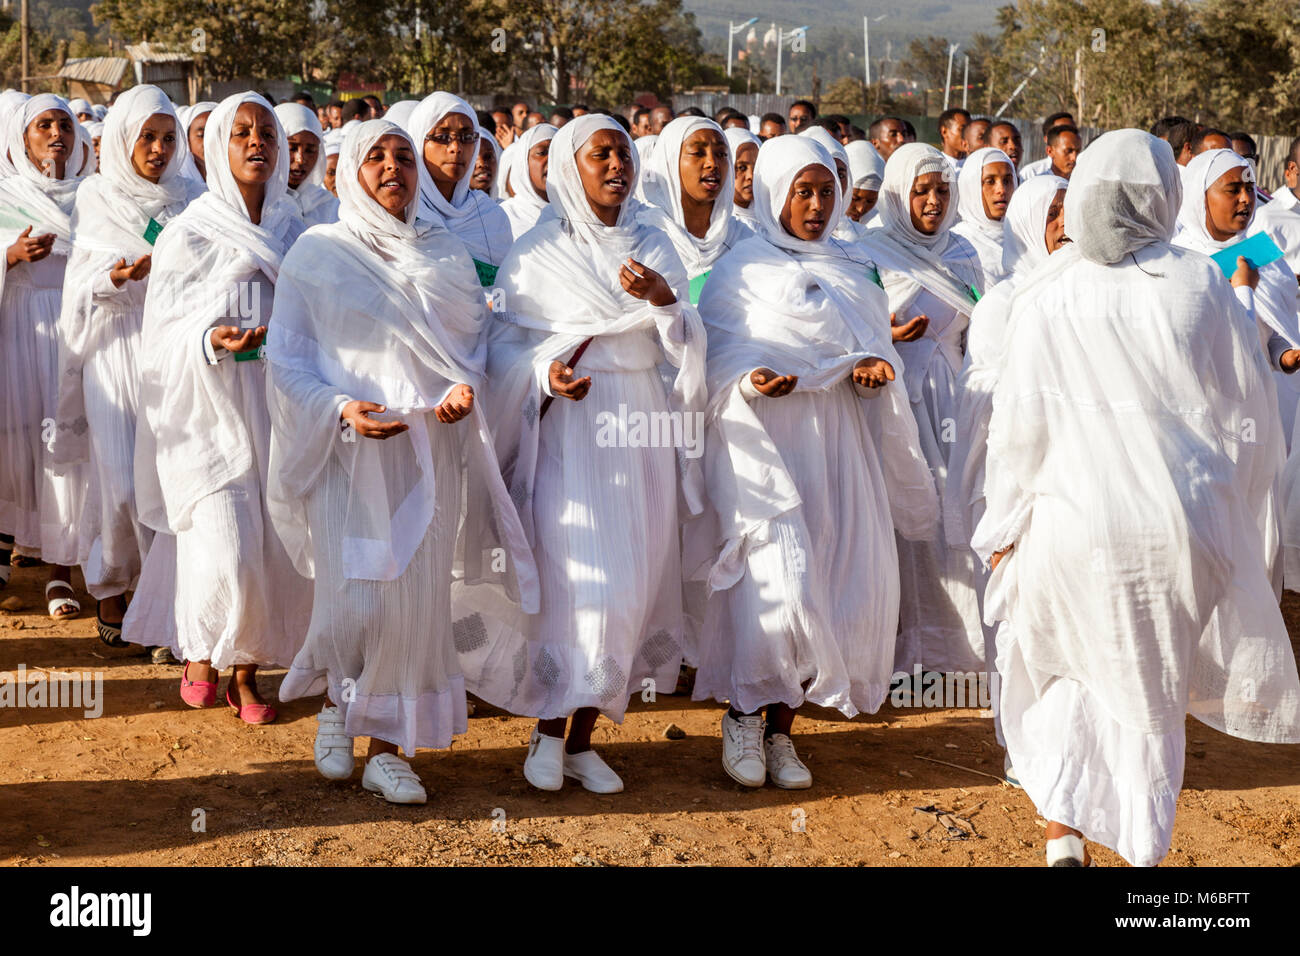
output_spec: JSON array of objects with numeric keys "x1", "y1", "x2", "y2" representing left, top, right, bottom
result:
[
  {"x1": 473, "y1": 258, "x2": 499, "y2": 288},
  {"x1": 868, "y1": 265, "x2": 884, "y2": 288},
  {"x1": 968, "y1": 284, "x2": 982, "y2": 303},
  {"x1": 142, "y1": 218, "x2": 163, "y2": 246},
  {"x1": 688, "y1": 271, "x2": 711, "y2": 305},
  {"x1": 234, "y1": 344, "x2": 266, "y2": 363}
]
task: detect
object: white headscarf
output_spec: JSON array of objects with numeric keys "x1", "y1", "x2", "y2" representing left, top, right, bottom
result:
[
  {"x1": 0, "y1": 94, "x2": 94, "y2": 245},
  {"x1": 724, "y1": 126, "x2": 761, "y2": 229},
  {"x1": 275, "y1": 101, "x2": 338, "y2": 225},
  {"x1": 499, "y1": 122, "x2": 557, "y2": 239},
  {"x1": 383, "y1": 100, "x2": 419, "y2": 129},
  {"x1": 1065, "y1": 128, "x2": 1180, "y2": 265},
  {"x1": 266, "y1": 119, "x2": 538, "y2": 598},
  {"x1": 176, "y1": 101, "x2": 217, "y2": 186},
  {"x1": 67, "y1": 98, "x2": 93, "y2": 119},
  {"x1": 870, "y1": 141, "x2": 982, "y2": 316},
  {"x1": 84, "y1": 120, "x2": 104, "y2": 141},
  {"x1": 0, "y1": 90, "x2": 30, "y2": 178},
  {"x1": 323, "y1": 127, "x2": 343, "y2": 157},
  {"x1": 405, "y1": 91, "x2": 513, "y2": 266},
  {"x1": 494, "y1": 139, "x2": 520, "y2": 199},
  {"x1": 637, "y1": 115, "x2": 744, "y2": 277},
  {"x1": 845, "y1": 139, "x2": 885, "y2": 192},
  {"x1": 92, "y1": 104, "x2": 108, "y2": 121},
  {"x1": 952, "y1": 146, "x2": 1019, "y2": 282},
  {"x1": 1176, "y1": 147, "x2": 1257, "y2": 249},
  {"x1": 1001, "y1": 174, "x2": 1067, "y2": 276},
  {"x1": 749, "y1": 134, "x2": 848, "y2": 257}
]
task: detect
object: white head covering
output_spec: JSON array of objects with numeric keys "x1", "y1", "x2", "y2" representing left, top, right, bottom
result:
[
  {"x1": 638, "y1": 115, "x2": 739, "y2": 275},
  {"x1": 1065, "y1": 128, "x2": 1180, "y2": 265},
  {"x1": 323, "y1": 128, "x2": 343, "y2": 157},
  {"x1": 92, "y1": 104, "x2": 108, "y2": 121},
  {"x1": 499, "y1": 122, "x2": 557, "y2": 230},
  {"x1": 405, "y1": 91, "x2": 514, "y2": 264},
  {"x1": 542, "y1": 113, "x2": 644, "y2": 277},
  {"x1": 0, "y1": 93, "x2": 94, "y2": 239},
  {"x1": 200, "y1": 92, "x2": 290, "y2": 226},
  {"x1": 845, "y1": 139, "x2": 885, "y2": 192},
  {"x1": 1176, "y1": 147, "x2": 1256, "y2": 249},
  {"x1": 476, "y1": 128, "x2": 502, "y2": 192},
  {"x1": 723, "y1": 125, "x2": 760, "y2": 161},
  {"x1": 1001, "y1": 174, "x2": 1067, "y2": 275},
  {"x1": 0, "y1": 90, "x2": 30, "y2": 178},
  {"x1": 383, "y1": 100, "x2": 419, "y2": 129},
  {"x1": 92, "y1": 84, "x2": 192, "y2": 213},
  {"x1": 176, "y1": 101, "x2": 217, "y2": 185},
  {"x1": 877, "y1": 142, "x2": 959, "y2": 251},
  {"x1": 494, "y1": 139, "x2": 520, "y2": 199},
  {"x1": 800, "y1": 126, "x2": 850, "y2": 192},
  {"x1": 750, "y1": 134, "x2": 846, "y2": 257},
  {"x1": 84, "y1": 120, "x2": 104, "y2": 140},
  {"x1": 955, "y1": 147, "x2": 1018, "y2": 235},
  {"x1": 68, "y1": 98, "x2": 93, "y2": 119},
  {"x1": 274, "y1": 102, "x2": 327, "y2": 187}
]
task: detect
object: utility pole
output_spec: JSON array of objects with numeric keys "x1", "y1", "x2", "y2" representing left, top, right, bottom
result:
[
  {"x1": 21, "y1": 0, "x2": 30, "y2": 93},
  {"x1": 728, "y1": 18, "x2": 758, "y2": 79},
  {"x1": 962, "y1": 55, "x2": 969, "y2": 110},
  {"x1": 942, "y1": 42, "x2": 958, "y2": 111}
]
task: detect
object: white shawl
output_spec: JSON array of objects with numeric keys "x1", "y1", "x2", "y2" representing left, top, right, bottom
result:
[
  {"x1": 53, "y1": 84, "x2": 201, "y2": 467},
  {"x1": 405, "y1": 92, "x2": 513, "y2": 270},
  {"x1": 136, "y1": 91, "x2": 304, "y2": 533},
  {"x1": 723, "y1": 126, "x2": 760, "y2": 231},
  {"x1": 975, "y1": 129, "x2": 1300, "y2": 742},
  {"x1": 485, "y1": 114, "x2": 707, "y2": 546},
  {"x1": 274, "y1": 102, "x2": 340, "y2": 226},
  {"x1": 266, "y1": 119, "x2": 538, "y2": 602},
  {"x1": 693, "y1": 135, "x2": 938, "y2": 589}
]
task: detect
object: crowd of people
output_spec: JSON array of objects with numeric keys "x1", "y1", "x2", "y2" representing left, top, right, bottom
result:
[{"x1": 1, "y1": 80, "x2": 1298, "y2": 869}]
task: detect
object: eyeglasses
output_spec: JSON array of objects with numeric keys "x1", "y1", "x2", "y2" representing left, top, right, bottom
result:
[{"x1": 426, "y1": 130, "x2": 479, "y2": 145}]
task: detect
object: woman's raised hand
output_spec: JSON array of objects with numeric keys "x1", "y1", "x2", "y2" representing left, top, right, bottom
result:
[
  {"x1": 890, "y1": 311, "x2": 929, "y2": 342},
  {"x1": 852, "y1": 357, "x2": 895, "y2": 389},
  {"x1": 620, "y1": 258, "x2": 676, "y2": 307},
  {"x1": 109, "y1": 254, "x2": 152, "y2": 287},
  {"x1": 435, "y1": 384, "x2": 475, "y2": 423}
]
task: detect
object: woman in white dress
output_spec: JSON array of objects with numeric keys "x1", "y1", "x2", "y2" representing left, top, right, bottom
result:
[
  {"x1": 691, "y1": 135, "x2": 937, "y2": 789},
  {"x1": 499, "y1": 122, "x2": 556, "y2": 241},
  {"x1": 1172, "y1": 149, "x2": 1300, "y2": 440},
  {"x1": 268, "y1": 120, "x2": 535, "y2": 803},
  {"x1": 951, "y1": 146, "x2": 1018, "y2": 287},
  {"x1": 136, "y1": 92, "x2": 312, "y2": 723},
  {"x1": 871, "y1": 143, "x2": 988, "y2": 679},
  {"x1": 178, "y1": 101, "x2": 217, "y2": 185},
  {"x1": 723, "y1": 126, "x2": 760, "y2": 232},
  {"x1": 975, "y1": 129, "x2": 1300, "y2": 866},
  {"x1": 471, "y1": 129, "x2": 500, "y2": 195},
  {"x1": 404, "y1": 93, "x2": 513, "y2": 288},
  {"x1": 0, "y1": 94, "x2": 92, "y2": 612},
  {"x1": 637, "y1": 116, "x2": 748, "y2": 306},
  {"x1": 451, "y1": 114, "x2": 706, "y2": 794},
  {"x1": 53, "y1": 84, "x2": 200, "y2": 651},
  {"x1": 273, "y1": 103, "x2": 340, "y2": 228}
]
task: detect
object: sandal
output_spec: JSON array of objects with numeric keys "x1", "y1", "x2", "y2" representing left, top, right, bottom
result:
[
  {"x1": 45, "y1": 580, "x2": 81, "y2": 619},
  {"x1": 96, "y1": 601, "x2": 128, "y2": 647}
]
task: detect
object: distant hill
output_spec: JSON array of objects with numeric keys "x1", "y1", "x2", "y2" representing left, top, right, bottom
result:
[{"x1": 686, "y1": 0, "x2": 1005, "y2": 46}]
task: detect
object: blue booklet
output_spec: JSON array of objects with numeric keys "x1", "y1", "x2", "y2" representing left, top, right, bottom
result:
[{"x1": 1210, "y1": 231, "x2": 1285, "y2": 277}]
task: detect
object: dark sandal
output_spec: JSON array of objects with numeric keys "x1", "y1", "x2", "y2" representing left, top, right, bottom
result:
[{"x1": 96, "y1": 603, "x2": 128, "y2": 648}]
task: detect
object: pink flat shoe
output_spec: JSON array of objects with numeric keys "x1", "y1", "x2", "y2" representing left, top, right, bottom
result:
[
  {"x1": 227, "y1": 687, "x2": 277, "y2": 725},
  {"x1": 180, "y1": 661, "x2": 218, "y2": 708}
]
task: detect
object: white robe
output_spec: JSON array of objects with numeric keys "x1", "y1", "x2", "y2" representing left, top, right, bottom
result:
[
  {"x1": 976, "y1": 131, "x2": 1300, "y2": 867},
  {"x1": 451, "y1": 115, "x2": 706, "y2": 722}
]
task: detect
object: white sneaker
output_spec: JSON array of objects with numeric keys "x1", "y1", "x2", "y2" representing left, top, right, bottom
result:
[
  {"x1": 764, "y1": 733, "x2": 812, "y2": 789},
  {"x1": 523, "y1": 728, "x2": 564, "y2": 791},
  {"x1": 361, "y1": 752, "x2": 427, "y2": 805},
  {"x1": 314, "y1": 705, "x2": 355, "y2": 781},
  {"x1": 1045, "y1": 834, "x2": 1090, "y2": 867},
  {"x1": 721, "y1": 711, "x2": 766, "y2": 787},
  {"x1": 563, "y1": 748, "x2": 624, "y2": 793}
]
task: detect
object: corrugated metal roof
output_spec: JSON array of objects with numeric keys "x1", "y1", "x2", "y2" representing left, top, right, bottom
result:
[
  {"x1": 125, "y1": 42, "x2": 195, "y2": 64},
  {"x1": 57, "y1": 57, "x2": 129, "y2": 86}
]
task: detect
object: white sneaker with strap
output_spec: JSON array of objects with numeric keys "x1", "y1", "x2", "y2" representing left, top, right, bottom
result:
[
  {"x1": 314, "y1": 705, "x2": 355, "y2": 781},
  {"x1": 362, "y1": 752, "x2": 427, "y2": 804}
]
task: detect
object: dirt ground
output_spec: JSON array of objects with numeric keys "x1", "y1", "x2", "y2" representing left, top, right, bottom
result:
[{"x1": 2, "y1": 562, "x2": 1299, "y2": 868}]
